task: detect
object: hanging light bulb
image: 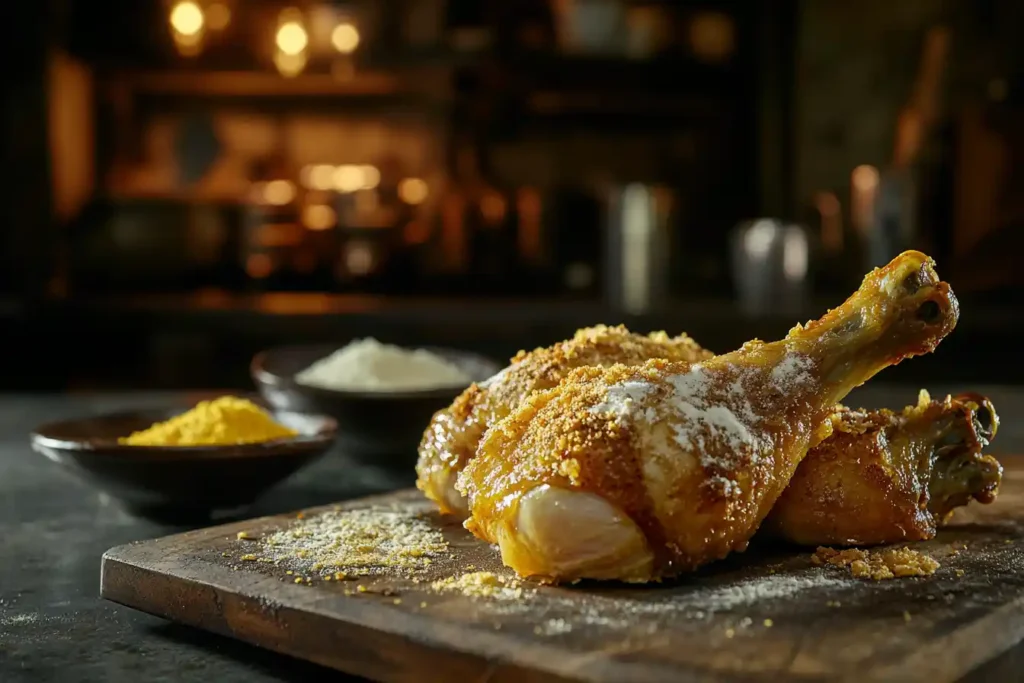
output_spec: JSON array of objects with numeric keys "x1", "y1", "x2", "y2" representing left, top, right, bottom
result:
[
  {"x1": 273, "y1": 8, "x2": 309, "y2": 77},
  {"x1": 398, "y1": 178, "x2": 429, "y2": 205},
  {"x1": 331, "y1": 22, "x2": 360, "y2": 54},
  {"x1": 276, "y1": 20, "x2": 309, "y2": 56},
  {"x1": 170, "y1": 1, "x2": 204, "y2": 37},
  {"x1": 169, "y1": 0, "x2": 205, "y2": 55}
]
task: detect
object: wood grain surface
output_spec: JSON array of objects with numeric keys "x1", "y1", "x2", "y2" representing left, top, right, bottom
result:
[{"x1": 101, "y1": 461, "x2": 1024, "y2": 683}]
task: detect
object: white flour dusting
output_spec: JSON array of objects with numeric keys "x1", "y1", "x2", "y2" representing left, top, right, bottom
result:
[
  {"x1": 589, "y1": 381, "x2": 655, "y2": 421},
  {"x1": 669, "y1": 573, "x2": 850, "y2": 613},
  {"x1": 666, "y1": 366, "x2": 761, "y2": 464},
  {"x1": 296, "y1": 338, "x2": 471, "y2": 392},
  {"x1": 585, "y1": 363, "x2": 766, "y2": 489},
  {"x1": 706, "y1": 475, "x2": 740, "y2": 498},
  {"x1": 0, "y1": 613, "x2": 39, "y2": 627},
  {"x1": 453, "y1": 569, "x2": 851, "y2": 631},
  {"x1": 769, "y1": 352, "x2": 814, "y2": 393}
]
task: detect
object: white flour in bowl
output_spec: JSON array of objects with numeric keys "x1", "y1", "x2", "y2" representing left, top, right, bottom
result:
[{"x1": 295, "y1": 338, "x2": 472, "y2": 392}]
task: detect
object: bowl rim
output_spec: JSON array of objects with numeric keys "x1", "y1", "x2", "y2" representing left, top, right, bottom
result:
[
  {"x1": 30, "y1": 407, "x2": 339, "y2": 461},
  {"x1": 250, "y1": 343, "x2": 503, "y2": 401}
]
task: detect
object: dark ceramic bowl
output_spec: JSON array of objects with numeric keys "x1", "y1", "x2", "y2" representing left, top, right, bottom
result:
[
  {"x1": 251, "y1": 344, "x2": 501, "y2": 468},
  {"x1": 31, "y1": 408, "x2": 337, "y2": 522}
]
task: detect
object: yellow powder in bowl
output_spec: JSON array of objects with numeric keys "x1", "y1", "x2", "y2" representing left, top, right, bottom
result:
[{"x1": 119, "y1": 396, "x2": 298, "y2": 447}]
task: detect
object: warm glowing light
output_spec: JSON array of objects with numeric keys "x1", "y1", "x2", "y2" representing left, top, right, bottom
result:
[
  {"x1": 262, "y1": 179, "x2": 296, "y2": 205},
  {"x1": 301, "y1": 164, "x2": 335, "y2": 191},
  {"x1": 276, "y1": 21, "x2": 309, "y2": 56},
  {"x1": 852, "y1": 165, "x2": 880, "y2": 191},
  {"x1": 851, "y1": 165, "x2": 880, "y2": 234},
  {"x1": 331, "y1": 22, "x2": 360, "y2": 53},
  {"x1": 359, "y1": 165, "x2": 380, "y2": 190},
  {"x1": 345, "y1": 241, "x2": 374, "y2": 275},
  {"x1": 332, "y1": 165, "x2": 364, "y2": 193},
  {"x1": 170, "y1": 1, "x2": 204, "y2": 36},
  {"x1": 273, "y1": 50, "x2": 307, "y2": 77},
  {"x1": 246, "y1": 253, "x2": 273, "y2": 278},
  {"x1": 206, "y1": 3, "x2": 231, "y2": 30},
  {"x1": 302, "y1": 204, "x2": 336, "y2": 231},
  {"x1": 398, "y1": 178, "x2": 429, "y2": 205}
]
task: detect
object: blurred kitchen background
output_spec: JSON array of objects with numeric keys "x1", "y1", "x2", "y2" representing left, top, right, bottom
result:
[{"x1": 2, "y1": 0, "x2": 1022, "y2": 390}]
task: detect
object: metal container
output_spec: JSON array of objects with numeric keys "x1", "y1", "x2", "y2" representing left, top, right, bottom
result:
[
  {"x1": 729, "y1": 218, "x2": 810, "y2": 317},
  {"x1": 604, "y1": 183, "x2": 674, "y2": 315}
]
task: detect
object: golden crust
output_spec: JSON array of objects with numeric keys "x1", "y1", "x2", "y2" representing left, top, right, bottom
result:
[
  {"x1": 459, "y1": 355, "x2": 834, "y2": 578},
  {"x1": 766, "y1": 391, "x2": 1002, "y2": 546},
  {"x1": 415, "y1": 325, "x2": 712, "y2": 514}
]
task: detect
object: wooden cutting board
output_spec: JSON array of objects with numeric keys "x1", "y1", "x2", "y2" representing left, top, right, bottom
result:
[{"x1": 101, "y1": 463, "x2": 1024, "y2": 683}]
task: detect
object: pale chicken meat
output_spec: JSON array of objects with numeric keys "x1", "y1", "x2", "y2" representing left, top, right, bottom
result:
[
  {"x1": 765, "y1": 390, "x2": 1001, "y2": 546},
  {"x1": 457, "y1": 251, "x2": 960, "y2": 582},
  {"x1": 416, "y1": 325, "x2": 711, "y2": 517}
]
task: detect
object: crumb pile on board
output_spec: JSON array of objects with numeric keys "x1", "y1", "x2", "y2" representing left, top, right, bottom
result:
[
  {"x1": 236, "y1": 507, "x2": 450, "y2": 580},
  {"x1": 813, "y1": 546, "x2": 940, "y2": 580}
]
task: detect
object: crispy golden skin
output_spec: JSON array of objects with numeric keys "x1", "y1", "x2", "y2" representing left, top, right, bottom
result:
[
  {"x1": 415, "y1": 325, "x2": 712, "y2": 516},
  {"x1": 765, "y1": 390, "x2": 1001, "y2": 546},
  {"x1": 458, "y1": 251, "x2": 960, "y2": 583}
]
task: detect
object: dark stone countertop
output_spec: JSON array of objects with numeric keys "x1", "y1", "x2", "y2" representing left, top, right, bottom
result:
[{"x1": 1, "y1": 386, "x2": 1022, "y2": 683}]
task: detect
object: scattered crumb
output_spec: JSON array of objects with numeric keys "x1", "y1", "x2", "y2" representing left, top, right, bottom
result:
[
  {"x1": 294, "y1": 577, "x2": 303, "y2": 584},
  {"x1": 246, "y1": 508, "x2": 448, "y2": 580},
  {"x1": 392, "y1": 598, "x2": 402, "y2": 605},
  {"x1": 826, "y1": 600, "x2": 842, "y2": 607},
  {"x1": 419, "y1": 601, "x2": 428, "y2": 609},
  {"x1": 240, "y1": 554, "x2": 257, "y2": 561},
  {"x1": 357, "y1": 585, "x2": 368, "y2": 593},
  {"x1": 903, "y1": 611, "x2": 912, "y2": 622},
  {"x1": 955, "y1": 569, "x2": 965, "y2": 578},
  {"x1": 763, "y1": 619, "x2": 774, "y2": 627},
  {"x1": 236, "y1": 531, "x2": 254, "y2": 540},
  {"x1": 430, "y1": 572, "x2": 529, "y2": 600},
  {"x1": 724, "y1": 628, "x2": 735, "y2": 639},
  {"x1": 814, "y1": 546, "x2": 939, "y2": 580}
]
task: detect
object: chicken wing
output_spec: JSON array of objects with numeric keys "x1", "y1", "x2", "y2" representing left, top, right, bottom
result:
[
  {"x1": 764, "y1": 390, "x2": 1001, "y2": 546},
  {"x1": 458, "y1": 251, "x2": 959, "y2": 583},
  {"x1": 415, "y1": 325, "x2": 712, "y2": 516}
]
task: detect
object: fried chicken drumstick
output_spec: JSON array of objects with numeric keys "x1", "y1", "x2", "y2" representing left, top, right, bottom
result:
[
  {"x1": 765, "y1": 390, "x2": 1001, "y2": 546},
  {"x1": 458, "y1": 251, "x2": 959, "y2": 582},
  {"x1": 416, "y1": 325, "x2": 712, "y2": 516}
]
